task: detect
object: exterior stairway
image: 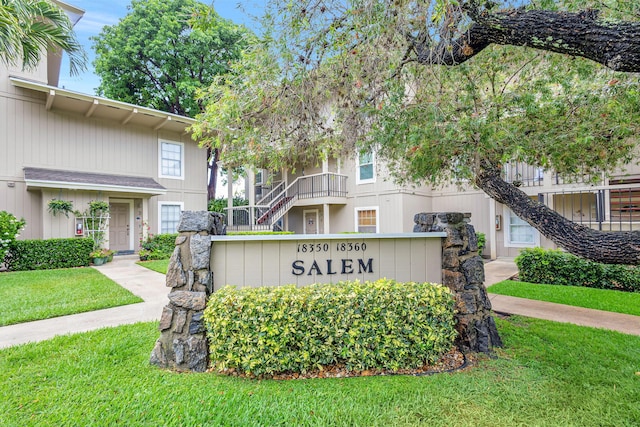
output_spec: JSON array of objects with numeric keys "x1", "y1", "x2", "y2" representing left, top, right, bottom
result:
[{"x1": 225, "y1": 172, "x2": 347, "y2": 231}]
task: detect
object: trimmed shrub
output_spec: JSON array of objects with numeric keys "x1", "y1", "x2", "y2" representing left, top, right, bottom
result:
[
  {"x1": 6, "y1": 238, "x2": 94, "y2": 271},
  {"x1": 516, "y1": 247, "x2": 640, "y2": 292},
  {"x1": 0, "y1": 211, "x2": 25, "y2": 262},
  {"x1": 204, "y1": 279, "x2": 457, "y2": 377},
  {"x1": 227, "y1": 231, "x2": 294, "y2": 236},
  {"x1": 208, "y1": 197, "x2": 248, "y2": 213},
  {"x1": 477, "y1": 232, "x2": 486, "y2": 256},
  {"x1": 139, "y1": 233, "x2": 178, "y2": 260}
]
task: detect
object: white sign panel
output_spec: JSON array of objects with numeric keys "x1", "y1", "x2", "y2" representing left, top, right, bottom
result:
[{"x1": 210, "y1": 233, "x2": 445, "y2": 290}]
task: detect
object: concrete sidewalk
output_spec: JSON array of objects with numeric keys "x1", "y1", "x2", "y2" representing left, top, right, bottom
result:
[
  {"x1": 0, "y1": 255, "x2": 168, "y2": 349},
  {"x1": 484, "y1": 258, "x2": 640, "y2": 336},
  {"x1": 1, "y1": 256, "x2": 639, "y2": 349}
]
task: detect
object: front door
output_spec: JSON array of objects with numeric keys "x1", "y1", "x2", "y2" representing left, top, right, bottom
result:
[
  {"x1": 304, "y1": 210, "x2": 319, "y2": 234},
  {"x1": 109, "y1": 203, "x2": 130, "y2": 252}
]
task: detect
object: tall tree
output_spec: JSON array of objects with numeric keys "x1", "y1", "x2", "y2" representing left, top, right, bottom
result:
[
  {"x1": 193, "y1": 0, "x2": 640, "y2": 265},
  {"x1": 0, "y1": 0, "x2": 85, "y2": 74},
  {"x1": 92, "y1": 0, "x2": 249, "y2": 200}
]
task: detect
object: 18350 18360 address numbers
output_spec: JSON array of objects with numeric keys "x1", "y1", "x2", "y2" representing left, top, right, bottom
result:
[{"x1": 296, "y1": 242, "x2": 367, "y2": 253}]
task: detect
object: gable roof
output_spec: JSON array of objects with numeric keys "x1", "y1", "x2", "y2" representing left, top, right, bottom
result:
[
  {"x1": 10, "y1": 77, "x2": 196, "y2": 134},
  {"x1": 24, "y1": 167, "x2": 166, "y2": 195}
]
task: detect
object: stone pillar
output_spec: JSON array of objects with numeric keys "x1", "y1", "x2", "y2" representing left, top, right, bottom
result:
[
  {"x1": 150, "y1": 211, "x2": 225, "y2": 372},
  {"x1": 414, "y1": 212, "x2": 503, "y2": 353}
]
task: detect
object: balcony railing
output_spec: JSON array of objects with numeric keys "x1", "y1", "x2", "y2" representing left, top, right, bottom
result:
[
  {"x1": 539, "y1": 185, "x2": 640, "y2": 231},
  {"x1": 224, "y1": 172, "x2": 347, "y2": 231},
  {"x1": 503, "y1": 163, "x2": 544, "y2": 187}
]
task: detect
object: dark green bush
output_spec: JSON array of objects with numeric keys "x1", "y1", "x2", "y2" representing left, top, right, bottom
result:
[
  {"x1": 227, "y1": 231, "x2": 294, "y2": 236},
  {"x1": 139, "y1": 233, "x2": 178, "y2": 260},
  {"x1": 477, "y1": 232, "x2": 486, "y2": 256},
  {"x1": 515, "y1": 247, "x2": 640, "y2": 292},
  {"x1": 6, "y1": 238, "x2": 94, "y2": 271},
  {"x1": 204, "y1": 279, "x2": 457, "y2": 377},
  {"x1": 208, "y1": 197, "x2": 248, "y2": 213}
]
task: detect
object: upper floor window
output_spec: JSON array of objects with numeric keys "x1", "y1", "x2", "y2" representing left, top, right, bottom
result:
[
  {"x1": 159, "y1": 140, "x2": 184, "y2": 179},
  {"x1": 357, "y1": 150, "x2": 375, "y2": 184},
  {"x1": 255, "y1": 169, "x2": 264, "y2": 185}
]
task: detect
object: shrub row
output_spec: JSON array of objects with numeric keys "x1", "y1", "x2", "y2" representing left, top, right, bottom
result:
[
  {"x1": 204, "y1": 279, "x2": 457, "y2": 377},
  {"x1": 477, "y1": 232, "x2": 486, "y2": 256},
  {"x1": 516, "y1": 247, "x2": 640, "y2": 292},
  {"x1": 6, "y1": 238, "x2": 94, "y2": 271},
  {"x1": 139, "y1": 233, "x2": 178, "y2": 260},
  {"x1": 227, "y1": 231, "x2": 294, "y2": 236},
  {"x1": 138, "y1": 231, "x2": 295, "y2": 261}
]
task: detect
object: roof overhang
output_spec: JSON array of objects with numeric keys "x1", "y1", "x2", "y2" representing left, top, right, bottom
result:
[
  {"x1": 10, "y1": 77, "x2": 196, "y2": 134},
  {"x1": 24, "y1": 167, "x2": 167, "y2": 196}
]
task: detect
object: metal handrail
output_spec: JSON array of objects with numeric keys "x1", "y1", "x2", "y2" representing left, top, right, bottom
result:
[{"x1": 225, "y1": 172, "x2": 347, "y2": 230}]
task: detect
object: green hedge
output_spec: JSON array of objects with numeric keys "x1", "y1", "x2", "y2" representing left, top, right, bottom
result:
[
  {"x1": 6, "y1": 238, "x2": 94, "y2": 271},
  {"x1": 477, "y1": 232, "x2": 486, "y2": 256},
  {"x1": 515, "y1": 247, "x2": 640, "y2": 292},
  {"x1": 204, "y1": 279, "x2": 457, "y2": 377},
  {"x1": 139, "y1": 233, "x2": 178, "y2": 260},
  {"x1": 227, "y1": 231, "x2": 294, "y2": 236}
]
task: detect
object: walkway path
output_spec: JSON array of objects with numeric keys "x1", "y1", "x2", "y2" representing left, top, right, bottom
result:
[
  {"x1": 1, "y1": 256, "x2": 639, "y2": 349},
  {"x1": 0, "y1": 256, "x2": 167, "y2": 349},
  {"x1": 484, "y1": 258, "x2": 640, "y2": 336}
]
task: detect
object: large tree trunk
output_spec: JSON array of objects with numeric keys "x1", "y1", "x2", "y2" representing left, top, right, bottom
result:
[
  {"x1": 417, "y1": 8, "x2": 640, "y2": 72},
  {"x1": 474, "y1": 164, "x2": 640, "y2": 265}
]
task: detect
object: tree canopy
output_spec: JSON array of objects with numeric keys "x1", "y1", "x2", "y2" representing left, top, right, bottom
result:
[
  {"x1": 193, "y1": 0, "x2": 640, "y2": 264},
  {"x1": 0, "y1": 0, "x2": 85, "y2": 74},
  {"x1": 92, "y1": 0, "x2": 249, "y2": 117},
  {"x1": 92, "y1": 0, "x2": 251, "y2": 199}
]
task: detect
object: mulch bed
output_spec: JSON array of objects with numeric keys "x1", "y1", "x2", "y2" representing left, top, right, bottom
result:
[{"x1": 209, "y1": 347, "x2": 472, "y2": 380}]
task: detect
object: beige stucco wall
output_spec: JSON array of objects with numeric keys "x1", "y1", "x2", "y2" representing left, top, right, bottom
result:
[{"x1": 297, "y1": 155, "x2": 434, "y2": 234}]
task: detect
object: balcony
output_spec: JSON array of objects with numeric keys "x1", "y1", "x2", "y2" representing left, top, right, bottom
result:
[{"x1": 224, "y1": 173, "x2": 347, "y2": 231}]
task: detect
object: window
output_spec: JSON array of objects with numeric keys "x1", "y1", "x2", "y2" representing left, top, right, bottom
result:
[
  {"x1": 355, "y1": 207, "x2": 379, "y2": 233},
  {"x1": 356, "y1": 150, "x2": 375, "y2": 184},
  {"x1": 504, "y1": 209, "x2": 538, "y2": 247},
  {"x1": 159, "y1": 202, "x2": 183, "y2": 234},
  {"x1": 255, "y1": 169, "x2": 264, "y2": 185},
  {"x1": 159, "y1": 140, "x2": 184, "y2": 179}
]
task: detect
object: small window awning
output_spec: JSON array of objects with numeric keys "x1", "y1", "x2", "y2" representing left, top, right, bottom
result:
[{"x1": 24, "y1": 167, "x2": 166, "y2": 195}]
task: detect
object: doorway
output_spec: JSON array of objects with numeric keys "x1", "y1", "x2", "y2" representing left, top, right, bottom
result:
[
  {"x1": 109, "y1": 201, "x2": 132, "y2": 252},
  {"x1": 303, "y1": 209, "x2": 319, "y2": 234}
]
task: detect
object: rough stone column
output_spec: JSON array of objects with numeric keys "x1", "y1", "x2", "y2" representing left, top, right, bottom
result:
[
  {"x1": 150, "y1": 211, "x2": 225, "y2": 372},
  {"x1": 414, "y1": 212, "x2": 503, "y2": 353}
]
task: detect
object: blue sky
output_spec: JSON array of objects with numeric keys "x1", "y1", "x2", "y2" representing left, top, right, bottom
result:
[{"x1": 59, "y1": 0, "x2": 263, "y2": 95}]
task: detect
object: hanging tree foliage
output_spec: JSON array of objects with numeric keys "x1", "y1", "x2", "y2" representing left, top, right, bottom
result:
[{"x1": 193, "y1": 0, "x2": 640, "y2": 264}]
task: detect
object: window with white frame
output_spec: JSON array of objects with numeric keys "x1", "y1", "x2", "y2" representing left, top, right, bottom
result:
[
  {"x1": 159, "y1": 140, "x2": 184, "y2": 179},
  {"x1": 255, "y1": 169, "x2": 264, "y2": 185},
  {"x1": 356, "y1": 150, "x2": 375, "y2": 184},
  {"x1": 159, "y1": 202, "x2": 183, "y2": 234},
  {"x1": 504, "y1": 208, "x2": 539, "y2": 247},
  {"x1": 355, "y1": 207, "x2": 379, "y2": 233}
]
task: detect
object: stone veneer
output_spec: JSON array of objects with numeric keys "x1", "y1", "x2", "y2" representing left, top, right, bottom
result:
[
  {"x1": 414, "y1": 212, "x2": 503, "y2": 353},
  {"x1": 149, "y1": 211, "x2": 225, "y2": 372},
  {"x1": 151, "y1": 210, "x2": 501, "y2": 372}
]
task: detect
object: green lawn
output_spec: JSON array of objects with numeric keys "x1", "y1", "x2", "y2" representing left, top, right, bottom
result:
[
  {"x1": 488, "y1": 280, "x2": 640, "y2": 316},
  {"x1": 136, "y1": 259, "x2": 170, "y2": 275},
  {"x1": 0, "y1": 268, "x2": 143, "y2": 326},
  {"x1": 0, "y1": 318, "x2": 638, "y2": 426}
]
